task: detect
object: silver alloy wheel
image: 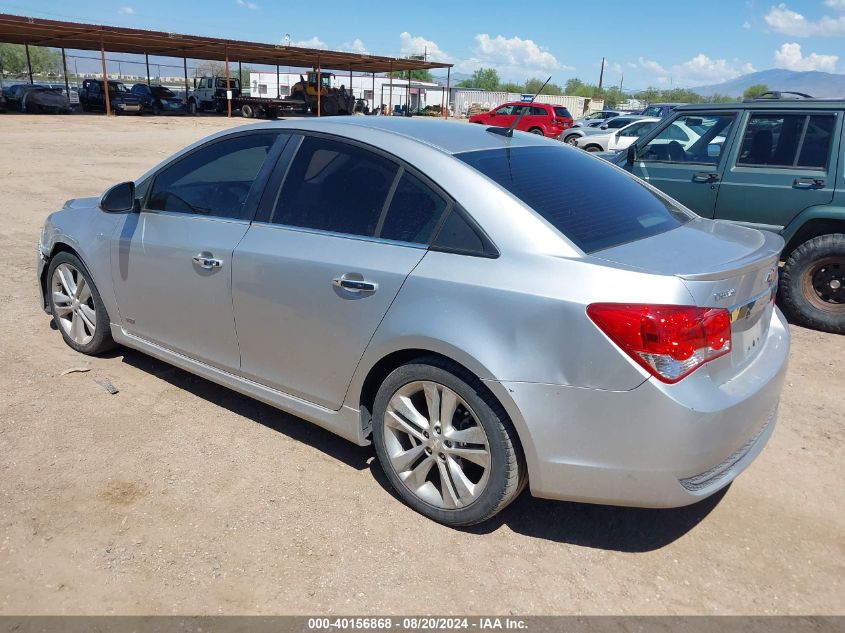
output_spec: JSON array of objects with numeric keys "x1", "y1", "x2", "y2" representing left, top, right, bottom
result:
[
  {"x1": 51, "y1": 262, "x2": 96, "y2": 346},
  {"x1": 383, "y1": 380, "x2": 491, "y2": 509}
]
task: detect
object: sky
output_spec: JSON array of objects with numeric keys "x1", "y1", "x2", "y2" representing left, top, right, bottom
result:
[{"x1": 2, "y1": 0, "x2": 844, "y2": 89}]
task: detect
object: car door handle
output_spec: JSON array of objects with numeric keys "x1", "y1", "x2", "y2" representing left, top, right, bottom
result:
[
  {"x1": 192, "y1": 254, "x2": 223, "y2": 269},
  {"x1": 692, "y1": 172, "x2": 720, "y2": 183},
  {"x1": 333, "y1": 275, "x2": 378, "y2": 293},
  {"x1": 793, "y1": 177, "x2": 825, "y2": 189}
]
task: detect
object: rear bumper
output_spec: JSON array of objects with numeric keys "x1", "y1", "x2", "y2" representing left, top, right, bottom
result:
[{"x1": 487, "y1": 307, "x2": 790, "y2": 508}]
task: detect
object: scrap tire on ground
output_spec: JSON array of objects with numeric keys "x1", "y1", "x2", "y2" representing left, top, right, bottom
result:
[
  {"x1": 241, "y1": 104, "x2": 254, "y2": 118},
  {"x1": 779, "y1": 233, "x2": 845, "y2": 334}
]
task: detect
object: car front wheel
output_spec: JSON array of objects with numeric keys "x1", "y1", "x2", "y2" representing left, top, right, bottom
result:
[
  {"x1": 47, "y1": 252, "x2": 116, "y2": 355},
  {"x1": 563, "y1": 134, "x2": 580, "y2": 145},
  {"x1": 780, "y1": 234, "x2": 845, "y2": 334},
  {"x1": 372, "y1": 358, "x2": 526, "y2": 526}
]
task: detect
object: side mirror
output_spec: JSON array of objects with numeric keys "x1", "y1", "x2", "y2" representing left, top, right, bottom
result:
[
  {"x1": 100, "y1": 181, "x2": 136, "y2": 213},
  {"x1": 626, "y1": 144, "x2": 638, "y2": 166},
  {"x1": 489, "y1": 111, "x2": 497, "y2": 116}
]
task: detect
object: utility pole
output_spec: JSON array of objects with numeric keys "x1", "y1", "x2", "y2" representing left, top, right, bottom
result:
[
  {"x1": 598, "y1": 57, "x2": 605, "y2": 90},
  {"x1": 619, "y1": 72, "x2": 623, "y2": 93}
]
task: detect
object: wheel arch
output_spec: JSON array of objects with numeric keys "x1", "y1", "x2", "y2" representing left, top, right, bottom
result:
[
  {"x1": 352, "y1": 343, "x2": 538, "y2": 484},
  {"x1": 781, "y1": 206, "x2": 845, "y2": 257},
  {"x1": 39, "y1": 241, "x2": 85, "y2": 311}
]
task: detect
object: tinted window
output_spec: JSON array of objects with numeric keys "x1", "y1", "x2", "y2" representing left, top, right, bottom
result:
[
  {"x1": 620, "y1": 122, "x2": 656, "y2": 137},
  {"x1": 737, "y1": 114, "x2": 835, "y2": 169},
  {"x1": 641, "y1": 113, "x2": 735, "y2": 164},
  {"x1": 272, "y1": 136, "x2": 398, "y2": 237},
  {"x1": 457, "y1": 146, "x2": 690, "y2": 253},
  {"x1": 530, "y1": 106, "x2": 547, "y2": 116},
  {"x1": 554, "y1": 107, "x2": 572, "y2": 118},
  {"x1": 432, "y1": 210, "x2": 486, "y2": 255},
  {"x1": 147, "y1": 133, "x2": 277, "y2": 218},
  {"x1": 379, "y1": 171, "x2": 448, "y2": 244},
  {"x1": 606, "y1": 117, "x2": 637, "y2": 129},
  {"x1": 641, "y1": 106, "x2": 661, "y2": 117}
]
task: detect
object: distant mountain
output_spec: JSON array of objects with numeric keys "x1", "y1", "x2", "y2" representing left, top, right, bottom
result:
[
  {"x1": 430, "y1": 71, "x2": 472, "y2": 86},
  {"x1": 693, "y1": 69, "x2": 845, "y2": 98}
]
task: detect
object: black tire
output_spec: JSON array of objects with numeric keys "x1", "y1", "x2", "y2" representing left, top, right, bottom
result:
[
  {"x1": 780, "y1": 233, "x2": 845, "y2": 334},
  {"x1": 152, "y1": 101, "x2": 162, "y2": 116},
  {"x1": 240, "y1": 104, "x2": 254, "y2": 118},
  {"x1": 321, "y1": 98, "x2": 339, "y2": 116},
  {"x1": 563, "y1": 134, "x2": 580, "y2": 145},
  {"x1": 584, "y1": 144, "x2": 602, "y2": 152},
  {"x1": 187, "y1": 100, "x2": 197, "y2": 115},
  {"x1": 529, "y1": 127, "x2": 544, "y2": 135},
  {"x1": 372, "y1": 357, "x2": 526, "y2": 526},
  {"x1": 47, "y1": 252, "x2": 116, "y2": 355}
]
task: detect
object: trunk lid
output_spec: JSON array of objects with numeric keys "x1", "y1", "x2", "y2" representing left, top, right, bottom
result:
[{"x1": 592, "y1": 218, "x2": 783, "y2": 382}]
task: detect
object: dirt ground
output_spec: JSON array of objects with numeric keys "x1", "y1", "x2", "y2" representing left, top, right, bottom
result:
[{"x1": 0, "y1": 114, "x2": 842, "y2": 616}]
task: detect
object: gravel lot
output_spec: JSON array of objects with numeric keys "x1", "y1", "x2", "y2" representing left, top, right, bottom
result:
[{"x1": 0, "y1": 114, "x2": 843, "y2": 616}]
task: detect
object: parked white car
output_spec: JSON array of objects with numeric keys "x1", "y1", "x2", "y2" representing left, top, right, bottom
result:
[{"x1": 577, "y1": 118, "x2": 660, "y2": 152}]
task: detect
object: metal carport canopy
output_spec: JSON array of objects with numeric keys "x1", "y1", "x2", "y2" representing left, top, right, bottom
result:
[{"x1": 0, "y1": 13, "x2": 453, "y2": 74}]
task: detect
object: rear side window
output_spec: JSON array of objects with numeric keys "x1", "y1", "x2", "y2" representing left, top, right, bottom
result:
[
  {"x1": 737, "y1": 113, "x2": 836, "y2": 169},
  {"x1": 554, "y1": 107, "x2": 572, "y2": 118},
  {"x1": 379, "y1": 171, "x2": 448, "y2": 243},
  {"x1": 457, "y1": 146, "x2": 690, "y2": 253},
  {"x1": 530, "y1": 106, "x2": 547, "y2": 116},
  {"x1": 272, "y1": 136, "x2": 398, "y2": 237}
]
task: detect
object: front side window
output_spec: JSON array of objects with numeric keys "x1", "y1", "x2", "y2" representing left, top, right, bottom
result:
[
  {"x1": 458, "y1": 145, "x2": 691, "y2": 253},
  {"x1": 620, "y1": 121, "x2": 656, "y2": 137},
  {"x1": 495, "y1": 105, "x2": 515, "y2": 116},
  {"x1": 736, "y1": 113, "x2": 835, "y2": 169},
  {"x1": 147, "y1": 133, "x2": 278, "y2": 218},
  {"x1": 640, "y1": 113, "x2": 735, "y2": 164}
]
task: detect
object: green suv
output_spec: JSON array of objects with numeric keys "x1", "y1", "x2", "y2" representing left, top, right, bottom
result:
[{"x1": 615, "y1": 94, "x2": 844, "y2": 334}]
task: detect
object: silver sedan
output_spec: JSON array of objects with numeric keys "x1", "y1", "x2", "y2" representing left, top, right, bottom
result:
[{"x1": 37, "y1": 118, "x2": 790, "y2": 525}]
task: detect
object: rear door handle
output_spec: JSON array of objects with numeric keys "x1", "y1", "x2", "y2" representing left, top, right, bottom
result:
[
  {"x1": 692, "y1": 172, "x2": 720, "y2": 183},
  {"x1": 333, "y1": 275, "x2": 378, "y2": 293},
  {"x1": 192, "y1": 254, "x2": 223, "y2": 269},
  {"x1": 793, "y1": 177, "x2": 825, "y2": 189}
]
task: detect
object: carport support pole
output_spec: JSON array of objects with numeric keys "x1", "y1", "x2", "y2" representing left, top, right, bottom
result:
[
  {"x1": 61, "y1": 48, "x2": 70, "y2": 97},
  {"x1": 225, "y1": 49, "x2": 231, "y2": 118},
  {"x1": 25, "y1": 44, "x2": 33, "y2": 83},
  {"x1": 145, "y1": 53, "x2": 150, "y2": 86},
  {"x1": 238, "y1": 60, "x2": 242, "y2": 89},
  {"x1": 183, "y1": 57, "x2": 189, "y2": 105},
  {"x1": 388, "y1": 61, "x2": 393, "y2": 115},
  {"x1": 371, "y1": 72, "x2": 375, "y2": 113},
  {"x1": 276, "y1": 65, "x2": 280, "y2": 98},
  {"x1": 444, "y1": 67, "x2": 451, "y2": 119},
  {"x1": 316, "y1": 57, "x2": 321, "y2": 117},
  {"x1": 100, "y1": 42, "x2": 111, "y2": 116},
  {"x1": 408, "y1": 70, "x2": 411, "y2": 116}
]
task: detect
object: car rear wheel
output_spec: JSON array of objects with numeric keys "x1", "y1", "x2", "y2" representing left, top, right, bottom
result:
[
  {"x1": 584, "y1": 144, "x2": 602, "y2": 152},
  {"x1": 372, "y1": 358, "x2": 526, "y2": 526},
  {"x1": 529, "y1": 128, "x2": 544, "y2": 135},
  {"x1": 780, "y1": 234, "x2": 845, "y2": 334},
  {"x1": 47, "y1": 252, "x2": 116, "y2": 355}
]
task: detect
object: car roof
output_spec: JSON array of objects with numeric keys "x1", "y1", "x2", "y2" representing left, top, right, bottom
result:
[
  {"x1": 675, "y1": 98, "x2": 845, "y2": 112},
  {"x1": 248, "y1": 117, "x2": 560, "y2": 155}
]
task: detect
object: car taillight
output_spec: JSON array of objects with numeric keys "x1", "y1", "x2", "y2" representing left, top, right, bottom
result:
[{"x1": 586, "y1": 304, "x2": 732, "y2": 383}]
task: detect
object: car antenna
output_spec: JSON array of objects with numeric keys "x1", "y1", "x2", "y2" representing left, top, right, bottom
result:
[{"x1": 487, "y1": 76, "x2": 552, "y2": 138}]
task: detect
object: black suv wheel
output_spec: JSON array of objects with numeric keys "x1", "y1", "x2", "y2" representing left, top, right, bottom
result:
[{"x1": 780, "y1": 234, "x2": 845, "y2": 334}]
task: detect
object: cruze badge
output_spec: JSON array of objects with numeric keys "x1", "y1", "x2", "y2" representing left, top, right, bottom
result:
[{"x1": 713, "y1": 288, "x2": 737, "y2": 301}]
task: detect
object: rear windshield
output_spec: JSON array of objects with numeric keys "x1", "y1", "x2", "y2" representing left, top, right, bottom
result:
[
  {"x1": 554, "y1": 107, "x2": 572, "y2": 118},
  {"x1": 456, "y1": 146, "x2": 691, "y2": 253}
]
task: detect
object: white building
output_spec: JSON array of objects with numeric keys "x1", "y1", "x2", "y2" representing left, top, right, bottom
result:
[{"x1": 249, "y1": 71, "x2": 444, "y2": 113}]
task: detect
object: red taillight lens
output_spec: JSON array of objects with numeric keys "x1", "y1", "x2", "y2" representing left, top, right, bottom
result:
[{"x1": 586, "y1": 304, "x2": 732, "y2": 383}]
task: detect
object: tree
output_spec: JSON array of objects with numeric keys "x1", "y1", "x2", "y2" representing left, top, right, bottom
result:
[
  {"x1": 0, "y1": 43, "x2": 61, "y2": 76},
  {"x1": 457, "y1": 67, "x2": 500, "y2": 92},
  {"x1": 524, "y1": 77, "x2": 562, "y2": 95},
  {"x1": 388, "y1": 69, "x2": 433, "y2": 82},
  {"x1": 565, "y1": 78, "x2": 585, "y2": 95},
  {"x1": 499, "y1": 81, "x2": 524, "y2": 93},
  {"x1": 743, "y1": 84, "x2": 769, "y2": 99}
]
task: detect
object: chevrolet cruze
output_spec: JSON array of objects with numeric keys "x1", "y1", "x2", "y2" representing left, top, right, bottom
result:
[{"x1": 37, "y1": 118, "x2": 790, "y2": 525}]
